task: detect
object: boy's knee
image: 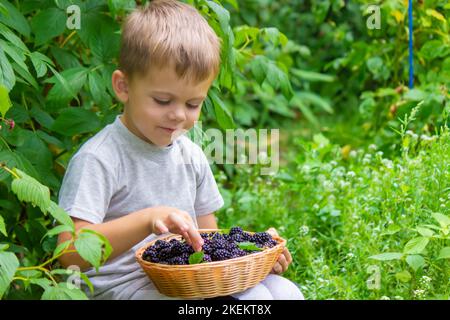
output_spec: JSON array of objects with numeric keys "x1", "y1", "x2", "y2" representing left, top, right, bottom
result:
[
  {"x1": 231, "y1": 283, "x2": 273, "y2": 300},
  {"x1": 261, "y1": 274, "x2": 305, "y2": 300}
]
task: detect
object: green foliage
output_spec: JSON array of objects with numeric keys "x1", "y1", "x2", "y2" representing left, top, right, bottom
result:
[{"x1": 0, "y1": 0, "x2": 449, "y2": 300}]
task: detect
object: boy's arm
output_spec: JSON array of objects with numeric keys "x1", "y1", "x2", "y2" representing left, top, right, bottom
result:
[
  {"x1": 58, "y1": 207, "x2": 204, "y2": 271},
  {"x1": 58, "y1": 209, "x2": 153, "y2": 271},
  {"x1": 197, "y1": 213, "x2": 218, "y2": 229}
]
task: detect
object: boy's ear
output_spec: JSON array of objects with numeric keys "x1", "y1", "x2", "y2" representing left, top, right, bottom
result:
[{"x1": 112, "y1": 70, "x2": 129, "y2": 103}]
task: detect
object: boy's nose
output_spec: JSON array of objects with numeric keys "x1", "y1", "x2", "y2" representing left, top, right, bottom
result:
[{"x1": 168, "y1": 106, "x2": 187, "y2": 123}]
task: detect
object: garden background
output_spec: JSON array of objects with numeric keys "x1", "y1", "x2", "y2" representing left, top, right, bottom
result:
[{"x1": 0, "y1": 0, "x2": 449, "y2": 300}]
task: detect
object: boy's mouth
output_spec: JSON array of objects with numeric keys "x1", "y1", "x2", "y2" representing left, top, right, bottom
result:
[{"x1": 159, "y1": 127, "x2": 177, "y2": 134}]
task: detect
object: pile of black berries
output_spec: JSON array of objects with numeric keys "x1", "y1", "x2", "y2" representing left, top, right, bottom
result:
[{"x1": 142, "y1": 226, "x2": 278, "y2": 265}]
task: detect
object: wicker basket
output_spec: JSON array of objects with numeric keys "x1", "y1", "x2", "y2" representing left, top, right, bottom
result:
[{"x1": 135, "y1": 228, "x2": 286, "y2": 299}]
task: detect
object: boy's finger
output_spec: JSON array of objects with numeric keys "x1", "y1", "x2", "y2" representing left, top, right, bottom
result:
[
  {"x1": 154, "y1": 219, "x2": 168, "y2": 234},
  {"x1": 272, "y1": 262, "x2": 282, "y2": 274},
  {"x1": 181, "y1": 231, "x2": 192, "y2": 246},
  {"x1": 266, "y1": 227, "x2": 279, "y2": 237},
  {"x1": 277, "y1": 254, "x2": 288, "y2": 272},
  {"x1": 186, "y1": 225, "x2": 204, "y2": 252},
  {"x1": 284, "y1": 247, "x2": 293, "y2": 264}
]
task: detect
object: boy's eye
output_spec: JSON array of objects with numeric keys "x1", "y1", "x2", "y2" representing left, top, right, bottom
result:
[
  {"x1": 186, "y1": 103, "x2": 199, "y2": 109},
  {"x1": 153, "y1": 98, "x2": 170, "y2": 105}
]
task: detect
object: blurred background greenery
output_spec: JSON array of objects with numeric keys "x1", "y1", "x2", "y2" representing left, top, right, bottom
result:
[{"x1": 0, "y1": 0, "x2": 448, "y2": 299}]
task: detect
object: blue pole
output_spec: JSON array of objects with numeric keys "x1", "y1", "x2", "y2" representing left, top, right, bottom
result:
[{"x1": 408, "y1": 0, "x2": 414, "y2": 88}]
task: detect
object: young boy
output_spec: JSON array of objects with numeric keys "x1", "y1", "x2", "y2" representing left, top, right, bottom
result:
[{"x1": 57, "y1": 0, "x2": 303, "y2": 300}]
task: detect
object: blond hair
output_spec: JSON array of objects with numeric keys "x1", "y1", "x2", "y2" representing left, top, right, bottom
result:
[{"x1": 119, "y1": 0, "x2": 222, "y2": 83}]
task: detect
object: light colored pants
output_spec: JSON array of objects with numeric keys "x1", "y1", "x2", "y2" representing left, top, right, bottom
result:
[{"x1": 130, "y1": 274, "x2": 304, "y2": 300}]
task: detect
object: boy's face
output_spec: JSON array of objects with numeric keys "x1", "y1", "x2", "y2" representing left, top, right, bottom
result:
[{"x1": 112, "y1": 64, "x2": 215, "y2": 147}]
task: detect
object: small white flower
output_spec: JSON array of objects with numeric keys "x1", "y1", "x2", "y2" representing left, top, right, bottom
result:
[
  {"x1": 347, "y1": 171, "x2": 356, "y2": 178},
  {"x1": 323, "y1": 180, "x2": 334, "y2": 190},
  {"x1": 369, "y1": 144, "x2": 377, "y2": 151},
  {"x1": 413, "y1": 289, "x2": 426, "y2": 298},
  {"x1": 299, "y1": 225, "x2": 309, "y2": 236},
  {"x1": 381, "y1": 159, "x2": 393, "y2": 169},
  {"x1": 380, "y1": 296, "x2": 390, "y2": 300},
  {"x1": 349, "y1": 150, "x2": 357, "y2": 158},
  {"x1": 226, "y1": 208, "x2": 234, "y2": 214},
  {"x1": 313, "y1": 204, "x2": 320, "y2": 210}
]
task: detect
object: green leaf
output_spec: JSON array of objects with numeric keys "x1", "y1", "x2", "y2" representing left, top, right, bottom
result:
[
  {"x1": 437, "y1": 247, "x2": 450, "y2": 260},
  {"x1": 51, "y1": 107, "x2": 101, "y2": 136},
  {"x1": 237, "y1": 242, "x2": 263, "y2": 251},
  {"x1": 29, "y1": 278, "x2": 52, "y2": 291},
  {"x1": 431, "y1": 212, "x2": 450, "y2": 228},
  {"x1": 369, "y1": 252, "x2": 403, "y2": 261},
  {"x1": 30, "y1": 106, "x2": 55, "y2": 129},
  {"x1": 74, "y1": 232, "x2": 103, "y2": 272},
  {"x1": 295, "y1": 92, "x2": 333, "y2": 114},
  {"x1": 11, "y1": 61, "x2": 38, "y2": 90},
  {"x1": 0, "y1": 22, "x2": 28, "y2": 52},
  {"x1": 0, "y1": 0, "x2": 30, "y2": 37},
  {"x1": 291, "y1": 68, "x2": 335, "y2": 82},
  {"x1": 30, "y1": 8, "x2": 67, "y2": 46},
  {"x1": 206, "y1": 0, "x2": 230, "y2": 34},
  {"x1": 46, "y1": 67, "x2": 88, "y2": 103},
  {"x1": 189, "y1": 251, "x2": 205, "y2": 264},
  {"x1": 53, "y1": 240, "x2": 72, "y2": 259},
  {"x1": 0, "y1": 250, "x2": 19, "y2": 298},
  {"x1": 29, "y1": 52, "x2": 50, "y2": 78},
  {"x1": 50, "y1": 268, "x2": 94, "y2": 295},
  {"x1": 47, "y1": 65, "x2": 77, "y2": 104},
  {"x1": 420, "y1": 40, "x2": 450, "y2": 61},
  {"x1": 0, "y1": 84, "x2": 11, "y2": 117},
  {"x1": 88, "y1": 71, "x2": 111, "y2": 108},
  {"x1": 74, "y1": 229, "x2": 112, "y2": 272},
  {"x1": 47, "y1": 201, "x2": 75, "y2": 229},
  {"x1": 416, "y1": 227, "x2": 434, "y2": 238},
  {"x1": 42, "y1": 225, "x2": 74, "y2": 243},
  {"x1": 0, "y1": 149, "x2": 40, "y2": 182},
  {"x1": 406, "y1": 255, "x2": 425, "y2": 271},
  {"x1": 0, "y1": 45, "x2": 15, "y2": 90},
  {"x1": 381, "y1": 224, "x2": 402, "y2": 236},
  {"x1": 11, "y1": 168, "x2": 51, "y2": 214},
  {"x1": 403, "y1": 237, "x2": 429, "y2": 255},
  {"x1": 395, "y1": 270, "x2": 411, "y2": 283},
  {"x1": 0, "y1": 215, "x2": 6, "y2": 236},
  {"x1": 0, "y1": 39, "x2": 29, "y2": 73},
  {"x1": 41, "y1": 282, "x2": 89, "y2": 300},
  {"x1": 208, "y1": 89, "x2": 235, "y2": 129}
]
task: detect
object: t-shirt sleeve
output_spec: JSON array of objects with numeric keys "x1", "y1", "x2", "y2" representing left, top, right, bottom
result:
[
  {"x1": 58, "y1": 152, "x2": 116, "y2": 224},
  {"x1": 193, "y1": 148, "x2": 224, "y2": 216}
]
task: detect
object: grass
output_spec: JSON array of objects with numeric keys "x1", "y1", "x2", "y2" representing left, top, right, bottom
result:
[{"x1": 215, "y1": 122, "x2": 449, "y2": 300}]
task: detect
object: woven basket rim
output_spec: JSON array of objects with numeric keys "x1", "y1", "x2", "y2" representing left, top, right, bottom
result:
[{"x1": 135, "y1": 228, "x2": 286, "y2": 268}]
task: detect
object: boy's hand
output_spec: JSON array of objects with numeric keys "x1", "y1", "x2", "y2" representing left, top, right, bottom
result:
[
  {"x1": 148, "y1": 206, "x2": 204, "y2": 252},
  {"x1": 266, "y1": 227, "x2": 292, "y2": 274}
]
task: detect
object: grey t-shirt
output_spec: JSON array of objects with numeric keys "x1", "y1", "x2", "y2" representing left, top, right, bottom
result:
[{"x1": 57, "y1": 114, "x2": 224, "y2": 299}]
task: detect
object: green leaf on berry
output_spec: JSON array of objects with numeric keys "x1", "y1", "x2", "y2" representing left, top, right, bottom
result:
[
  {"x1": 188, "y1": 251, "x2": 204, "y2": 264},
  {"x1": 238, "y1": 242, "x2": 263, "y2": 251}
]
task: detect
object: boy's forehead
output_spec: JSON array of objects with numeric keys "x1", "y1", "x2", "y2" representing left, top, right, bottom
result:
[{"x1": 136, "y1": 64, "x2": 215, "y2": 98}]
